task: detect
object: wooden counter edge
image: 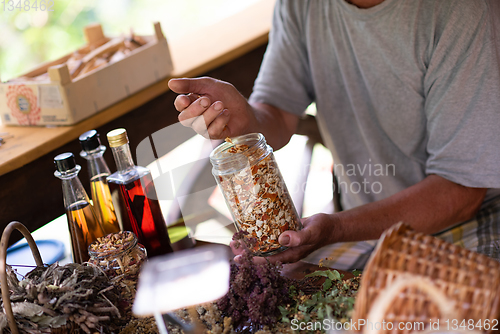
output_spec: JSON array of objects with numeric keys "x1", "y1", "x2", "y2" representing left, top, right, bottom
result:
[{"x1": 0, "y1": 0, "x2": 275, "y2": 176}]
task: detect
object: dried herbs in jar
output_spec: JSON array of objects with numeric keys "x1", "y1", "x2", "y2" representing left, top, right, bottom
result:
[
  {"x1": 88, "y1": 231, "x2": 147, "y2": 278},
  {"x1": 210, "y1": 133, "x2": 302, "y2": 256}
]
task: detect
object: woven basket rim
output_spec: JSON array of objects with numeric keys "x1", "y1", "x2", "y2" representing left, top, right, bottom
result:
[{"x1": 352, "y1": 222, "x2": 500, "y2": 333}]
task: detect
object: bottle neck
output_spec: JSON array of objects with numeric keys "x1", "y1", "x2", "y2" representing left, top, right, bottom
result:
[
  {"x1": 54, "y1": 166, "x2": 90, "y2": 209},
  {"x1": 80, "y1": 145, "x2": 111, "y2": 180},
  {"x1": 111, "y1": 143, "x2": 135, "y2": 173}
]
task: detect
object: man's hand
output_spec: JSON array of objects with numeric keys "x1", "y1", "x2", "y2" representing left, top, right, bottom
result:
[
  {"x1": 168, "y1": 77, "x2": 257, "y2": 140},
  {"x1": 168, "y1": 76, "x2": 300, "y2": 150},
  {"x1": 230, "y1": 213, "x2": 341, "y2": 265}
]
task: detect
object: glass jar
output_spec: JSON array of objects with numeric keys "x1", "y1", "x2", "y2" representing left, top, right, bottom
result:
[
  {"x1": 210, "y1": 133, "x2": 302, "y2": 256},
  {"x1": 88, "y1": 231, "x2": 147, "y2": 278}
]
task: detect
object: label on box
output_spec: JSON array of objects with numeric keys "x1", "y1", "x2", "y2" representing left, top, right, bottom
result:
[
  {"x1": 4, "y1": 84, "x2": 41, "y2": 125},
  {"x1": 38, "y1": 86, "x2": 63, "y2": 109}
]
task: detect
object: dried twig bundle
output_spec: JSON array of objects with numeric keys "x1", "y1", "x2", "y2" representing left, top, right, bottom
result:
[{"x1": 0, "y1": 262, "x2": 129, "y2": 334}]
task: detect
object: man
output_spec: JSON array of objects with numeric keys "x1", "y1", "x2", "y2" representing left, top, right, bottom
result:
[{"x1": 168, "y1": 0, "x2": 500, "y2": 269}]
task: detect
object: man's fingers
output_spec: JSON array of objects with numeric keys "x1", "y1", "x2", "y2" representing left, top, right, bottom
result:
[
  {"x1": 173, "y1": 95, "x2": 193, "y2": 112},
  {"x1": 191, "y1": 116, "x2": 209, "y2": 136},
  {"x1": 197, "y1": 101, "x2": 224, "y2": 129},
  {"x1": 277, "y1": 216, "x2": 316, "y2": 247},
  {"x1": 278, "y1": 228, "x2": 313, "y2": 248},
  {"x1": 230, "y1": 240, "x2": 246, "y2": 256},
  {"x1": 189, "y1": 101, "x2": 226, "y2": 137},
  {"x1": 230, "y1": 240, "x2": 268, "y2": 265},
  {"x1": 231, "y1": 241, "x2": 315, "y2": 266},
  {"x1": 207, "y1": 109, "x2": 230, "y2": 139},
  {"x1": 168, "y1": 77, "x2": 217, "y2": 95},
  {"x1": 168, "y1": 78, "x2": 196, "y2": 94},
  {"x1": 170, "y1": 77, "x2": 241, "y2": 138},
  {"x1": 265, "y1": 244, "x2": 315, "y2": 264},
  {"x1": 178, "y1": 97, "x2": 211, "y2": 126},
  {"x1": 236, "y1": 245, "x2": 312, "y2": 265},
  {"x1": 234, "y1": 245, "x2": 311, "y2": 265},
  {"x1": 234, "y1": 255, "x2": 268, "y2": 265}
]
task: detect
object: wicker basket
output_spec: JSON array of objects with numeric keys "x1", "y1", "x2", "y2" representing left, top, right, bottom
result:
[
  {"x1": 362, "y1": 275, "x2": 482, "y2": 334},
  {"x1": 0, "y1": 221, "x2": 81, "y2": 334},
  {"x1": 352, "y1": 222, "x2": 500, "y2": 334}
]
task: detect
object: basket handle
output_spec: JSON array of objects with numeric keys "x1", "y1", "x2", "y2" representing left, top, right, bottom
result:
[
  {"x1": 364, "y1": 275, "x2": 456, "y2": 334},
  {"x1": 0, "y1": 221, "x2": 44, "y2": 334}
]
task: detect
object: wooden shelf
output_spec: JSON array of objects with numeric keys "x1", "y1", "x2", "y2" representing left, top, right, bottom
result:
[{"x1": 0, "y1": 0, "x2": 275, "y2": 176}]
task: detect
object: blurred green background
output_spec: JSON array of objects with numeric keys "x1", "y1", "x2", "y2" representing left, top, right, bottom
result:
[{"x1": 0, "y1": 0, "x2": 260, "y2": 81}]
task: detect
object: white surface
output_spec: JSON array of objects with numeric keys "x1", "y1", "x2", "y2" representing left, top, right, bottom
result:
[
  {"x1": 133, "y1": 246, "x2": 230, "y2": 315},
  {"x1": 11, "y1": 214, "x2": 73, "y2": 266},
  {"x1": 193, "y1": 218, "x2": 234, "y2": 245}
]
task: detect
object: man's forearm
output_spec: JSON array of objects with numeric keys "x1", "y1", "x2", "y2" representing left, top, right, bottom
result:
[
  {"x1": 248, "y1": 102, "x2": 299, "y2": 150},
  {"x1": 332, "y1": 175, "x2": 487, "y2": 243}
]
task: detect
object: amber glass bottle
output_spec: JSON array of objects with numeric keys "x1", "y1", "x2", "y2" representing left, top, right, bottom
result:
[{"x1": 54, "y1": 152, "x2": 106, "y2": 263}]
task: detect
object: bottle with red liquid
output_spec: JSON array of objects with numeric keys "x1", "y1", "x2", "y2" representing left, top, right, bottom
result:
[
  {"x1": 54, "y1": 152, "x2": 106, "y2": 263},
  {"x1": 106, "y1": 128, "x2": 173, "y2": 258}
]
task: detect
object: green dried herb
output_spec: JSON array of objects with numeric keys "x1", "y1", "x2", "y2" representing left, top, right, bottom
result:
[
  {"x1": 305, "y1": 269, "x2": 342, "y2": 281},
  {"x1": 279, "y1": 269, "x2": 361, "y2": 333}
]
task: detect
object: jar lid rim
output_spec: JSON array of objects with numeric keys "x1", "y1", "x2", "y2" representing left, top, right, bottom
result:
[{"x1": 209, "y1": 133, "x2": 265, "y2": 163}]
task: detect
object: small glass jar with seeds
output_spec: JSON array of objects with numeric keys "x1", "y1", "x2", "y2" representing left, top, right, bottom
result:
[
  {"x1": 210, "y1": 133, "x2": 302, "y2": 256},
  {"x1": 88, "y1": 231, "x2": 147, "y2": 278}
]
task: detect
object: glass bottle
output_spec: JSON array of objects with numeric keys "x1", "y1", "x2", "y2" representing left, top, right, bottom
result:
[
  {"x1": 210, "y1": 133, "x2": 302, "y2": 256},
  {"x1": 106, "y1": 128, "x2": 174, "y2": 258},
  {"x1": 54, "y1": 152, "x2": 106, "y2": 263},
  {"x1": 79, "y1": 130, "x2": 120, "y2": 236}
]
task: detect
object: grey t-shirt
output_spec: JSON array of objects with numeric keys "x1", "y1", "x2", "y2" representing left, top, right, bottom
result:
[{"x1": 249, "y1": 0, "x2": 500, "y2": 211}]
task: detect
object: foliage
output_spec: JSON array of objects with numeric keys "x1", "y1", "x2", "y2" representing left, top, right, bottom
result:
[
  {"x1": 0, "y1": 0, "x2": 94, "y2": 81},
  {"x1": 217, "y1": 231, "x2": 361, "y2": 333},
  {"x1": 279, "y1": 269, "x2": 361, "y2": 333}
]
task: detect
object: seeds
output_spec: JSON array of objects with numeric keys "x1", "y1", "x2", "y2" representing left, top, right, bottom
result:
[
  {"x1": 88, "y1": 231, "x2": 146, "y2": 278},
  {"x1": 225, "y1": 137, "x2": 249, "y2": 154}
]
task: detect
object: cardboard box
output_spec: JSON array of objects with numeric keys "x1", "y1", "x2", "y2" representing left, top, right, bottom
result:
[{"x1": 0, "y1": 22, "x2": 173, "y2": 126}]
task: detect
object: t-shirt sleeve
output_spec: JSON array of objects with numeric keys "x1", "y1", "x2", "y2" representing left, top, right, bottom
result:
[
  {"x1": 424, "y1": 1, "x2": 500, "y2": 188},
  {"x1": 248, "y1": 0, "x2": 314, "y2": 116}
]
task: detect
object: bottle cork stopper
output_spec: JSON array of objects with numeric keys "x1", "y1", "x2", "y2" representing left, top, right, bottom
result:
[{"x1": 107, "y1": 128, "x2": 129, "y2": 147}]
